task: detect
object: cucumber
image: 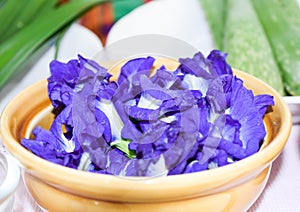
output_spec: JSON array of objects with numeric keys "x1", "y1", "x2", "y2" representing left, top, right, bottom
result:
[
  {"x1": 223, "y1": 0, "x2": 285, "y2": 95},
  {"x1": 252, "y1": 0, "x2": 300, "y2": 95},
  {"x1": 200, "y1": 0, "x2": 227, "y2": 50}
]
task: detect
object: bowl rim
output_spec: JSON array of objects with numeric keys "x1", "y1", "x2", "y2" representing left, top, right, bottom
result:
[{"x1": 0, "y1": 70, "x2": 292, "y2": 201}]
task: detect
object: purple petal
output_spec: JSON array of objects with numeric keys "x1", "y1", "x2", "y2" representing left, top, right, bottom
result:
[
  {"x1": 225, "y1": 75, "x2": 272, "y2": 157},
  {"x1": 207, "y1": 50, "x2": 233, "y2": 75},
  {"x1": 21, "y1": 126, "x2": 83, "y2": 169},
  {"x1": 94, "y1": 107, "x2": 112, "y2": 143},
  {"x1": 183, "y1": 160, "x2": 208, "y2": 173},
  {"x1": 127, "y1": 106, "x2": 160, "y2": 121},
  {"x1": 178, "y1": 52, "x2": 216, "y2": 79},
  {"x1": 118, "y1": 56, "x2": 155, "y2": 85},
  {"x1": 254, "y1": 94, "x2": 274, "y2": 116}
]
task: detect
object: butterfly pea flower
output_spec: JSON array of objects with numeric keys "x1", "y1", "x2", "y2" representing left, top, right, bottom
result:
[
  {"x1": 72, "y1": 56, "x2": 162, "y2": 175},
  {"x1": 207, "y1": 49, "x2": 233, "y2": 76},
  {"x1": 115, "y1": 65, "x2": 200, "y2": 174},
  {"x1": 117, "y1": 56, "x2": 155, "y2": 85},
  {"x1": 22, "y1": 55, "x2": 116, "y2": 172},
  {"x1": 169, "y1": 50, "x2": 273, "y2": 174},
  {"x1": 222, "y1": 75, "x2": 274, "y2": 158},
  {"x1": 72, "y1": 57, "x2": 199, "y2": 176},
  {"x1": 48, "y1": 59, "x2": 80, "y2": 108},
  {"x1": 71, "y1": 55, "x2": 130, "y2": 173},
  {"x1": 21, "y1": 50, "x2": 274, "y2": 177},
  {"x1": 21, "y1": 105, "x2": 83, "y2": 169}
]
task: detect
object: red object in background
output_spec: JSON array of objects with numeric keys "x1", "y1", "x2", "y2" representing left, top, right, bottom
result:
[
  {"x1": 80, "y1": 1, "x2": 152, "y2": 45},
  {"x1": 80, "y1": 2, "x2": 114, "y2": 45}
]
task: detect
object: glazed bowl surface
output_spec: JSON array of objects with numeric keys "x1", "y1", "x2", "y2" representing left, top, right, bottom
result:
[
  {"x1": 0, "y1": 63, "x2": 292, "y2": 211},
  {"x1": 0, "y1": 149, "x2": 20, "y2": 212}
]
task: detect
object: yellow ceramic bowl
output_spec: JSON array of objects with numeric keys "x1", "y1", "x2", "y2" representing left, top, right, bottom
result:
[{"x1": 0, "y1": 66, "x2": 292, "y2": 211}]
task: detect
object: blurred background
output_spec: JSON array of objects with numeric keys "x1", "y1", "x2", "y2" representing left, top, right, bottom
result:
[
  {"x1": 79, "y1": 0, "x2": 153, "y2": 45},
  {"x1": 1, "y1": 0, "x2": 300, "y2": 211}
]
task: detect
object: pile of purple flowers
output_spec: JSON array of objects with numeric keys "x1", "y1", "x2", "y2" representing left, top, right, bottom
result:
[{"x1": 21, "y1": 50, "x2": 274, "y2": 177}]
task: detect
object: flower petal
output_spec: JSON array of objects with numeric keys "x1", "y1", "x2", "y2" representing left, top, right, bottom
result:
[
  {"x1": 207, "y1": 50, "x2": 233, "y2": 75},
  {"x1": 118, "y1": 56, "x2": 155, "y2": 85}
]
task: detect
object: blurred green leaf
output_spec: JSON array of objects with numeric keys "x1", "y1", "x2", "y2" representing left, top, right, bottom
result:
[{"x1": 0, "y1": 0, "x2": 107, "y2": 89}]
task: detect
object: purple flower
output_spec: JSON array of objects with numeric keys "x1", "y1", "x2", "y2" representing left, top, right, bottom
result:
[
  {"x1": 207, "y1": 50, "x2": 233, "y2": 75},
  {"x1": 21, "y1": 106, "x2": 83, "y2": 169},
  {"x1": 23, "y1": 55, "x2": 120, "y2": 172},
  {"x1": 117, "y1": 56, "x2": 155, "y2": 85},
  {"x1": 223, "y1": 75, "x2": 274, "y2": 157},
  {"x1": 48, "y1": 59, "x2": 80, "y2": 108},
  {"x1": 168, "y1": 51, "x2": 273, "y2": 174},
  {"x1": 21, "y1": 50, "x2": 274, "y2": 176}
]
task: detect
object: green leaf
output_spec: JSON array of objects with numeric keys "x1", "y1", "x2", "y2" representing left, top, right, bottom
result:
[
  {"x1": 0, "y1": 0, "x2": 58, "y2": 42},
  {"x1": 200, "y1": 0, "x2": 227, "y2": 50},
  {"x1": 252, "y1": 0, "x2": 300, "y2": 95},
  {"x1": 111, "y1": 139, "x2": 136, "y2": 159},
  {"x1": 54, "y1": 25, "x2": 71, "y2": 60},
  {"x1": 0, "y1": 0, "x2": 107, "y2": 89},
  {"x1": 0, "y1": 0, "x2": 27, "y2": 41},
  {"x1": 223, "y1": 0, "x2": 285, "y2": 95}
]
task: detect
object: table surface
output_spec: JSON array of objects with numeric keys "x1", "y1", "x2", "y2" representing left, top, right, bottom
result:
[{"x1": 0, "y1": 1, "x2": 298, "y2": 211}]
